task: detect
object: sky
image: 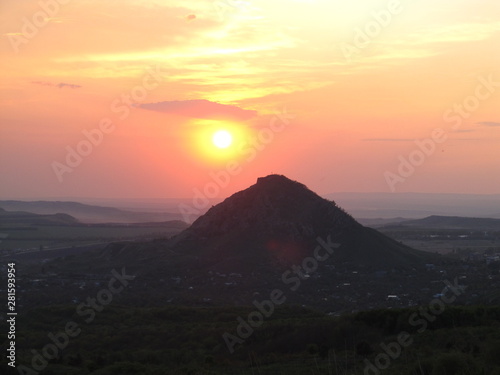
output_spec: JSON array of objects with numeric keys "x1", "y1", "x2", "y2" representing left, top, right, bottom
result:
[{"x1": 1, "y1": 0, "x2": 499, "y2": 200}]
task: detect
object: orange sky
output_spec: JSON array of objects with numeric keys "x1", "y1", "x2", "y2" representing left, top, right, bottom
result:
[{"x1": 0, "y1": 0, "x2": 499, "y2": 199}]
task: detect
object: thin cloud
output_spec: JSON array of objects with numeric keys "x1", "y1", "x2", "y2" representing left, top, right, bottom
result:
[
  {"x1": 363, "y1": 138, "x2": 415, "y2": 142},
  {"x1": 448, "y1": 138, "x2": 485, "y2": 141},
  {"x1": 477, "y1": 121, "x2": 500, "y2": 127},
  {"x1": 32, "y1": 81, "x2": 82, "y2": 89},
  {"x1": 451, "y1": 129, "x2": 474, "y2": 133},
  {"x1": 138, "y1": 99, "x2": 258, "y2": 120}
]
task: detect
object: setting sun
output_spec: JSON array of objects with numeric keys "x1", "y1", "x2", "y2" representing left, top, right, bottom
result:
[
  {"x1": 212, "y1": 130, "x2": 233, "y2": 149},
  {"x1": 188, "y1": 120, "x2": 253, "y2": 166}
]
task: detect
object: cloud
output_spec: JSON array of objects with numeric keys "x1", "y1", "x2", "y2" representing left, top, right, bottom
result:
[
  {"x1": 457, "y1": 139, "x2": 484, "y2": 141},
  {"x1": 451, "y1": 129, "x2": 474, "y2": 133},
  {"x1": 362, "y1": 138, "x2": 415, "y2": 142},
  {"x1": 32, "y1": 81, "x2": 82, "y2": 89},
  {"x1": 477, "y1": 121, "x2": 500, "y2": 127},
  {"x1": 138, "y1": 99, "x2": 257, "y2": 120}
]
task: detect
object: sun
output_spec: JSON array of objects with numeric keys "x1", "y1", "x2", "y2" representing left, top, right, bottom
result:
[
  {"x1": 189, "y1": 120, "x2": 252, "y2": 165},
  {"x1": 212, "y1": 130, "x2": 233, "y2": 149}
]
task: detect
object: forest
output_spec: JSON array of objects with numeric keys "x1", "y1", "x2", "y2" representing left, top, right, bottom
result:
[{"x1": 1, "y1": 304, "x2": 500, "y2": 374}]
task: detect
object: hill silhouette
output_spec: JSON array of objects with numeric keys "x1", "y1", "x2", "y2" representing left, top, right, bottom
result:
[
  {"x1": 166, "y1": 174, "x2": 435, "y2": 273},
  {"x1": 0, "y1": 200, "x2": 180, "y2": 223},
  {"x1": 0, "y1": 208, "x2": 80, "y2": 226}
]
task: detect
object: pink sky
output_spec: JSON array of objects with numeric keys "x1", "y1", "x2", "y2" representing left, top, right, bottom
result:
[{"x1": 1, "y1": 0, "x2": 499, "y2": 199}]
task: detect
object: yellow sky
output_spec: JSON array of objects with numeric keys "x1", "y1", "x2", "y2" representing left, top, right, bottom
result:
[{"x1": 0, "y1": 0, "x2": 499, "y2": 198}]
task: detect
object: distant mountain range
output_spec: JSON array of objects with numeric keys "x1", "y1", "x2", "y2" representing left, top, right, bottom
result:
[
  {"x1": 0, "y1": 207, "x2": 80, "y2": 226},
  {"x1": 381, "y1": 215, "x2": 500, "y2": 231},
  {"x1": 329, "y1": 192, "x2": 500, "y2": 219},
  {"x1": 3, "y1": 190, "x2": 499, "y2": 227},
  {"x1": 0, "y1": 200, "x2": 181, "y2": 224}
]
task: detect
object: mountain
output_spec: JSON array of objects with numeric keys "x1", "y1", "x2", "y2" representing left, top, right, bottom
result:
[
  {"x1": 329, "y1": 192, "x2": 500, "y2": 219},
  {"x1": 386, "y1": 215, "x2": 500, "y2": 230},
  {"x1": 0, "y1": 209, "x2": 80, "y2": 226},
  {"x1": 357, "y1": 217, "x2": 412, "y2": 227},
  {"x1": 0, "y1": 200, "x2": 180, "y2": 224},
  {"x1": 166, "y1": 175, "x2": 435, "y2": 272}
]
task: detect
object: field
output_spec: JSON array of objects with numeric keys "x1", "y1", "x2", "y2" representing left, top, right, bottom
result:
[
  {"x1": 0, "y1": 223, "x2": 186, "y2": 253},
  {"x1": 374, "y1": 219, "x2": 500, "y2": 256}
]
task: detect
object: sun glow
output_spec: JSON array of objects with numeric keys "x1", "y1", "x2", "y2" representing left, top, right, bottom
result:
[
  {"x1": 212, "y1": 130, "x2": 233, "y2": 149},
  {"x1": 187, "y1": 120, "x2": 254, "y2": 165}
]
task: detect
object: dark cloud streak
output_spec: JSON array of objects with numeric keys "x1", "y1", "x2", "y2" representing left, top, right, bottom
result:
[
  {"x1": 138, "y1": 99, "x2": 257, "y2": 120},
  {"x1": 362, "y1": 138, "x2": 416, "y2": 142},
  {"x1": 32, "y1": 81, "x2": 82, "y2": 89},
  {"x1": 477, "y1": 121, "x2": 500, "y2": 127}
]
